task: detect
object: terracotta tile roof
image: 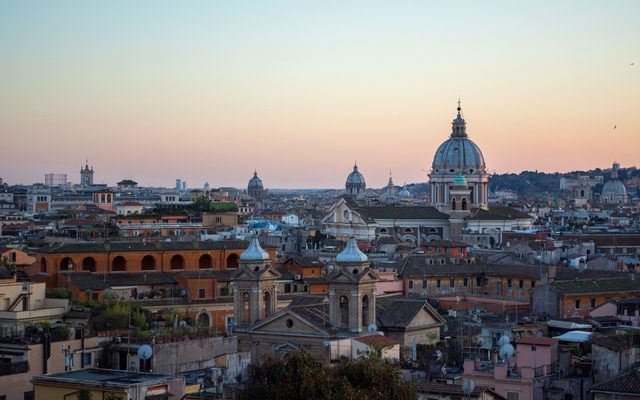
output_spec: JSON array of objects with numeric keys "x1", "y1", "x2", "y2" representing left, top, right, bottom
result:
[
  {"x1": 353, "y1": 334, "x2": 400, "y2": 347},
  {"x1": 591, "y1": 368, "x2": 640, "y2": 394},
  {"x1": 465, "y1": 206, "x2": 532, "y2": 221},
  {"x1": 549, "y1": 278, "x2": 640, "y2": 295},
  {"x1": 37, "y1": 240, "x2": 268, "y2": 254}
]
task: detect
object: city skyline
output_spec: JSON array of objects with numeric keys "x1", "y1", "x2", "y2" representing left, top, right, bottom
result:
[{"x1": 1, "y1": 1, "x2": 639, "y2": 188}]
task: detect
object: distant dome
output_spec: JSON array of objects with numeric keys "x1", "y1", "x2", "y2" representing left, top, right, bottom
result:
[
  {"x1": 399, "y1": 184, "x2": 411, "y2": 197},
  {"x1": 602, "y1": 180, "x2": 626, "y2": 196},
  {"x1": 346, "y1": 164, "x2": 366, "y2": 195},
  {"x1": 239, "y1": 237, "x2": 270, "y2": 261},
  {"x1": 248, "y1": 171, "x2": 263, "y2": 189},
  {"x1": 336, "y1": 238, "x2": 368, "y2": 263}
]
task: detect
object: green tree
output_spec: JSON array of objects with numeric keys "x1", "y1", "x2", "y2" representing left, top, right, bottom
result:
[
  {"x1": 77, "y1": 389, "x2": 93, "y2": 400},
  {"x1": 241, "y1": 350, "x2": 416, "y2": 400}
]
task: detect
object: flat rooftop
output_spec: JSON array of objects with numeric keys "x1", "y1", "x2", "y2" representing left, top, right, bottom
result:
[{"x1": 35, "y1": 368, "x2": 174, "y2": 386}]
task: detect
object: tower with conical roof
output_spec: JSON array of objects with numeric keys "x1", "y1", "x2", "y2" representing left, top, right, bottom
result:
[
  {"x1": 327, "y1": 238, "x2": 378, "y2": 333},
  {"x1": 232, "y1": 237, "x2": 280, "y2": 326}
]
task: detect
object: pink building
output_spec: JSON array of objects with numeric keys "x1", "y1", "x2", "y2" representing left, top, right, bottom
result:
[
  {"x1": 463, "y1": 337, "x2": 558, "y2": 400},
  {"x1": 590, "y1": 298, "x2": 640, "y2": 327}
]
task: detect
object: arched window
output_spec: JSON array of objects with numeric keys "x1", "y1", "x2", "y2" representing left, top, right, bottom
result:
[
  {"x1": 197, "y1": 312, "x2": 210, "y2": 327},
  {"x1": 199, "y1": 254, "x2": 213, "y2": 269},
  {"x1": 82, "y1": 257, "x2": 96, "y2": 272},
  {"x1": 339, "y1": 295, "x2": 349, "y2": 328},
  {"x1": 40, "y1": 258, "x2": 47, "y2": 273},
  {"x1": 362, "y1": 295, "x2": 370, "y2": 327},
  {"x1": 60, "y1": 257, "x2": 74, "y2": 271},
  {"x1": 462, "y1": 197, "x2": 467, "y2": 211},
  {"x1": 263, "y1": 291, "x2": 272, "y2": 319},
  {"x1": 580, "y1": 189, "x2": 585, "y2": 197},
  {"x1": 141, "y1": 255, "x2": 156, "y2": 271},
  {"x1": 379, "y1": 228, "x2": 388, "y2": 235},
  {"x1": 112, "y1": 256, "x2": 126, "y2": 272},
  {"x1": 452, "y1": 198, "x2": 457, "y2": 210},
  {"x1": 170, "y1": 255, "x2": 185, "y2": 270},
  {"x1": 242, "y1": 292, "x2": 251, "y2": 322},
  {"x1": 343, "y1": 210, "x2": 351, "y2": 221},
  {"x1": 226, "y1": 254, "x2": 239, "y2": 269}
]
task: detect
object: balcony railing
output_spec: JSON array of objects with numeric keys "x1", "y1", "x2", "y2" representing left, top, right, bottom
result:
[{"x1": 0, "y1": 361, "x2": 29, "y2": 376}]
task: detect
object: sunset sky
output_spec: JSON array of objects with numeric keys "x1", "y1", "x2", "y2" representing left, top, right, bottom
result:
[{"x1": 1, "y1": 1, "x2": 639, "y2": 188}]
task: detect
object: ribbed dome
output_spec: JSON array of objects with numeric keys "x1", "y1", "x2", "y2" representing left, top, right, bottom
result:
[
  {"x1": 240, "y1": 237, "x2": 270, "y2": 261},
  {"x1": 336, "y1": 238, "x2": 368, "y2": 263},
  {"x1": 346, "y1": 164, "x2": 366, "y2": 186},
  {"x1": 432, "y1": 104, "x2": 486, "y2": 173},
  {"x1": 602, "y1": 180, "x2": 627, "y2": 196},
  {"x1": 399, "y1": 185, "x2": 411, "y2": 197},
  {"x1": 248, "y1": 171, "x2": 263, "y2": 189}
]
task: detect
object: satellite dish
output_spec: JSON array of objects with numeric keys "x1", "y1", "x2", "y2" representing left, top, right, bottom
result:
[
  {"x1": 179, "y1": 320, "x2": 187, "y2": 328},
  {"x1": 462, "y1": 379, "x2": 476, "y2": 395},
  {"x1": 367, "y1": 324, "x2": 378, "y2": 333},
  {"x1": 477, "y1": 337, "x2": 485, "y2": 346},
  {"x1": 497, "y1": 335, "x2": 511, "y2": 347},
  {"x1": 499, "y1": 343, "x2": 515, "y2": 360},
  {"x1": 434, "y1": 349, "x2": 443, "y2": 360},
  {"x1": 137, "y1": 344, "x2": 153, "y2": 360}
]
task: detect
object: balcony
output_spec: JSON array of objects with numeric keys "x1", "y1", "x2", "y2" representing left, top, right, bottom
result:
[{"x1": 0, "y1": 360, "x2": 29, "y2": 376}]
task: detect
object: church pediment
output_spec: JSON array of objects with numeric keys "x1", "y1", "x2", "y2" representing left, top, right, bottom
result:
[
  {"x1": 249, "y1": 309, "x2": 330, "y2": 336},
  {"x1": 231, "y1": 268, "x2": 257, "y2": 280},
  {"x1": 257, "y1": 267, "x2": 281, "y2": 280},
  {"x1": 327, "y1": 270, "x2": 358, "y2": 283}
]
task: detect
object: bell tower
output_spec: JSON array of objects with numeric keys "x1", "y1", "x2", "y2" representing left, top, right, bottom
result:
[
  {"x1": 233, "y1": 237, "x2": 279, "y2": 326},
  {"x1": 80, "y1": 160, "x2": 94, "y2": 187},
  {"x1": 328, "y1": 238, "x2": 378, "y2": 333}
]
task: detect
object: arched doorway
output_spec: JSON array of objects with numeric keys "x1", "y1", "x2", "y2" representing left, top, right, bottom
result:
[
  {"x1": 60, "y1": 257, "x2": 74, "y2": 272},
  {"x1": 112, "y1": 256, "x2": 126, "y2": 271},
  {"x1": 40, "y1": 258, "x2": 47, "y2": 273},
  {"x1": 199, "y1": 254, "x2": 213, "y2": 269},
  {"x1": 226, "y1": 253, "x2": 239, "y2": 269},
  {"x1": 197, "y1": 312, "x2": 210, "y2": 327},
  {"x1": 462, "y1": 198, "x2": 467, "y2": 210},
  {"x1": 242, "y1": 292, "x2": 250, "y2": 322},
  {"x1": 362, "y1": 295, "x2": 370, "y2": 327},
  {"x1": 82, "y1": 257, "x2": 96, "y2": 272},
  {"x1": 262, "y1": 291, "x2": 272, "y2": 319},
  {"x1": 170, "y1": 255, "x2": 185, "y2": 270},
  {"x1": 141, "y1": 255, "x2": 156, "y2": 271},
  {"x1": 452, "y1": 198, "x2": 457, "y2": 210},
  {"x1": 339, "y1": 296, "x2": 349, "y2": 328}
]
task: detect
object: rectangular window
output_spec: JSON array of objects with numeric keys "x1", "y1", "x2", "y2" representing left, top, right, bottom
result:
[
  {"x1": 284, "y1": 283, "x2": 291, "y2": 293},
  {"x1": 449, "y1": 278, "x2": 455, "y2": 288},
  {"x1": 531, "y1": 280, "x2": 536, "y2": 288},
  {"x1": 422, "y1": 279, "x2": 427, "y2": 289},
  {"x1": 198, "y1": 288, "x2": 206, "y2": 299},
  {"x1": 591, "y1": 298, "x2": 596, "y2": 308},
  {"x1": 496, "y1": 281, "x2": 502, "y2": 294},
  {"x1": 476, "y1": 277, "x2": 482, "y2": 286},
  {"x1": 83, "y1": 353, "x2": 92, "y2": 367},
  {"x1": 531, "y1": 345, "x2": 537, "y2": 351},
  {"x1": 293, "y1": 285, "x2": 298, "y2": 293},
  {"x1": 507, "y1": 392, "x2": 520, "y2": 400},
  {"x1": 508, "y1": 279, "x2": 512, "y2": 288},
  {"x1": 463, "y1": 278, "x2": 468, "y2": 287},
  {"x1": 519, "y1": 280, "x2": 524, "y2": 289},
  {"x1": 575, "y1": 299, "x2": 581, "y2": 309},
  {"x1": 436, "y1": 280, "x2": 441, "y2": 288},
  {"x1": 408, "y1": 280, "x2": 414, "y2": 289}
]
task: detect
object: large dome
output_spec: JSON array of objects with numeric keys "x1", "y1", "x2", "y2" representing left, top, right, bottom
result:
[
  {"x1": 432, "y1": 105, "x2": 485, "y2": 172},
  {"x1": 433, "y1": 138, "x2": 486, "y2": 172},
  {"x1": 602, "y1": 180, "x2": 626, "y2": 196}
]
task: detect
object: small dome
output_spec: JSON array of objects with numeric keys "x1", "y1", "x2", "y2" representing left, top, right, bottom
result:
[
  {"x1": 239, "y1": 237, "x2": 270, "y2": 261},
  {"x1": 399, "y1": 183, "x2": 411, "y2": 197},
  {"x1": 453, "y1": 175, "x2": 468, "y2": 186},
  {"x1": 248, "y1": 171, "x2": 263, "y2": 189},
  {"x1": 336, "y1": 238, "x2": 368, "y2": 263},
  {"x1": 602, "y1": 180, "x2": 626, "y2": 196},
  {"x1": 346, "y1": 164, "x2": 366, "y2": 186}
]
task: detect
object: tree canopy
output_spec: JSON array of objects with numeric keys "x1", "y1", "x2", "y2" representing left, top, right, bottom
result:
[{"x1": 240, "y1": 351, "x2": 416, "y2": 400}]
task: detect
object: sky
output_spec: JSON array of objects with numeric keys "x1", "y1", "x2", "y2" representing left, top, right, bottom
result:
[{"x1": 1, "y1": 1, "x2": 639, "y2": 189}]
